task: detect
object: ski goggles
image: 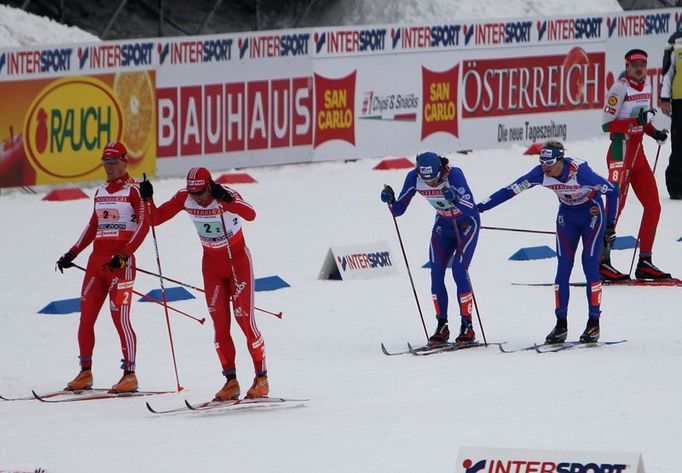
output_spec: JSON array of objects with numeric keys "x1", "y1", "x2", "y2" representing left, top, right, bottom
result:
[{"x1": 539, "y1": 147, "x2": 564, "y2": 166}]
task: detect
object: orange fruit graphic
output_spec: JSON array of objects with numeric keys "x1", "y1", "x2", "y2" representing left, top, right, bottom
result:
[{"x1": 113, "y1": 71, "x2": 154, "y2": 162}]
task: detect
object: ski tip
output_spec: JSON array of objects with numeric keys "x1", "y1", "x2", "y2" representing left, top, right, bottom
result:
[
  {"x1": 145, "y1": 401, "x2": 157, "y2": 413},
  {"x1": 380, "y1": 343, "x2": 390, "y2": 355},
  {"x1": 184, "y1": 399, "x2": 196, "y2": 410}
]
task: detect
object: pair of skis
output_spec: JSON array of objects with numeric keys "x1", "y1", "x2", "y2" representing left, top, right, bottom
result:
[
  {"x1": 0, "y1": 388, "x2": 309, "y2": 414},
  {"x1": 380, "y1": 339, "x2": 627, "y2": 356},
  {"x1": 513, "y1": 278, "x2": 682, "y2": 288},
  {"x1": 498, "y1": 339, "x2": 627, "y2": 354},
  {"x1": 0, "y1": 388, "x2": 173, "y2": 403},
  {"x1": 380, "y1": 341, "x2": 504, "y2": 356},
  {"x1": 146, "y1": 396, "x2": 309, "y2": 415}
]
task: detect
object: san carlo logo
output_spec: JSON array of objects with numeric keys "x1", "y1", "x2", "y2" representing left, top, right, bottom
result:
[{"x1": 23, "y1": 76, "x2": 123, "y2": 179}]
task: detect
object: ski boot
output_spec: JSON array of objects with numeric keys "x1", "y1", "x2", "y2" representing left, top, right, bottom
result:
[
  {"x1": 455, "y1": 320, "x2": 476, "y2": 344},
  {"x1": 110, "y1": 372, "x2": 138, "y2": 393},
  {"x1": 428, "y1": 319, "x2": 450, "y2": 346},
  {"x1": 599, "y1": 259, "x2": 630, "y2": 282},
  {"x1": 246, "y1": 375, "x2": 269, "y2": 398},
  {"x1": 635, "y1": 257, "x2": 671, "y2": 280},
  {"x1": 580, "y1": 318, "x2": 600, "y2": 343},
  {"x1": 214, "y1": 378, "x2": 240, "y2": 401},
  {"x1": 65, "y1": 369, "x2": 93, "y2": 391},
  {"x1": 545, "y1": 319, "x2": 568, "y2": 344}
]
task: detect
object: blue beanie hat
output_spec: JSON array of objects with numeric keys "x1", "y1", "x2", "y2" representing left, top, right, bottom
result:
[{"x1": 416, "y1": 152, "x2": 441, "y2": 180}]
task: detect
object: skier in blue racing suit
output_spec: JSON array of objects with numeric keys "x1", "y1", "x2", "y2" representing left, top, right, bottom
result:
[
  {"x1": 477, "y1": 141, "x2": 618, "y2": 343},
  {"x1": 381, "y1": 152, "x2": 481, "y2": 346}
]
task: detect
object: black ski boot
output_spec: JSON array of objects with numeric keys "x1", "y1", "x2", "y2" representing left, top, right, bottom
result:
[
  {"x1": 599, "y1": 259, "x2": 630, "y2": 282},
  {"x1": 635, "y1": 257, "x2": 672, "y2": 280},
  {"x1": 545, "y1": 318, "x2": 568, "y2": 344},
  {"x1": 580, "y1": 318, "x2": 600, "y2": 343},
  {"x1": 428, "y1": 319, "x2": 449, "y2": 346},
  {"x1": 455, "y1": 319, "x2": 476, "y2": 344}
]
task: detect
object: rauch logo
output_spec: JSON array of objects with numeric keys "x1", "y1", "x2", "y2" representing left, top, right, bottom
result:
[{"x1": 23, "y1": 76, "x2": 123, "y2": 179}]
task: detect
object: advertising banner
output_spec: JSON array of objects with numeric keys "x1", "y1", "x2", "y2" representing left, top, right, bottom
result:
[
  {"x1": 455, "y1": 447, "x2": 645, "y2": 473},
  {"x1": 153, "y1": 30, "x2": 314, "y2": 176},
  {"x1": 1, "y1": 7, "x2": 680, "y2": 187},
  {"x1": 458, "y1": 43, "x2": 606, "y2": 149},
  {"x1": 312, "y1": 51, "x2": 463, "y2": 161},
  {"x1": 0, "y1": 71, "x2": 155, "y2": 187},
  {"x1": 318, "y1": 242, "x2": 397, "y2": 280}
]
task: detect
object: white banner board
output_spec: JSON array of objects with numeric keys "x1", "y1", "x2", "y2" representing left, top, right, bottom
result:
[
  {"x1": 455, "y1": 447, "x2": 646, "y2": 473},
  {"x1": 318, "y1": 241, "x2": 397, "y2": 280}
]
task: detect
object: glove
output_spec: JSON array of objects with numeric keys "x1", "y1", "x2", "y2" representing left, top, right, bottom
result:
[
  {"x1": 381, "y1": 185, "x2": 395, "y2": 204},
  {"x1": 652, "y1": 128, "x2": 668, "y2": 144},
  {"x1": 210, "y1": 181, "x2": 234, "y2": 203},
  {"x1": 56, "y1": 251, "x2": 75, "y2": 273},
  {"x1": 476, "y1": 203, "x2": 485, "y2": 214},
  {"x1": 604, "y1": 223, "x2": 616, "y2": 248},
  {"x1": 139, "y1": 178, "x2": 153, "y2": 201},
  {"x1": 105, "y1": 254, "x2": 128, "y2": 270},
  {"x1": 442, "y1": 186, "x2": 458, "y2": 204},
  {"x1": 636, "y1": 108, "x2": 653, "y2": 127}
]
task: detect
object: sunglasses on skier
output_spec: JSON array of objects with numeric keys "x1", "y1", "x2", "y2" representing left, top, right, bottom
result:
[{"x1": 539, "y1": 147, "x2": 564, "y2": 166}]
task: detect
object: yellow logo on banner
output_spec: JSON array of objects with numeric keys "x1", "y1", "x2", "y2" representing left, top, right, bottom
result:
[{"x1": 23, "y1": 76, "x2": 123, "y2": 179}]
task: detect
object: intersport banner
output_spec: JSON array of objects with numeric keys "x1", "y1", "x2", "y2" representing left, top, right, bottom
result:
[{"x1": 0, "y1": 7, "x2": 680, "y2": 186}]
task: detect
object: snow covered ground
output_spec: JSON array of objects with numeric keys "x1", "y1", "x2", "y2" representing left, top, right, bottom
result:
[{"x1": 1, "y1": 136, "x2": 681, "y2": 473}]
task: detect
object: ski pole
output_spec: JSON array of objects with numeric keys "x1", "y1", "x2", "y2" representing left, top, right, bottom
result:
[
  {"x1": 450, "y1": 211, "x2": 488, "y2": 346},
  {"x1": 627, "y1": 140, "x2": 664, "y2": 276},
  {"x1": 135, "y1": 266, "x2": 283, "y2": 319},
  {"x1": 143, "y1": 176, "x2": 183, "y2": 392},
  {"x1": 384, "y1": 188, "x2": 429, "y2": 341},
  {"x1": 481, "y1": 225, "x2": 555, "y2": 235},
  {"x1": 72, "y1": 264, "x2": 206, "y2": 324}
]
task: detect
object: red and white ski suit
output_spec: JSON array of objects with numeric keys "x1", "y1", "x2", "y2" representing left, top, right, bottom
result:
[
  {"x1": 602, "y1": 76, "x2": 661, "y2": 256},
  {"x1": 151, "y1": 189, "x2": 264, "y2": 375},
  {"x1": 68, "y1": 174, "x2": 149, "y2": 370}
]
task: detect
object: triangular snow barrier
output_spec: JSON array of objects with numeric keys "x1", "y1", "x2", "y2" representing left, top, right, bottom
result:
[
  {"x1": 373, "y1": 158, "x2": 414, "y2": 170},
  {"x1": 39, "y1": 297, "x2": 81, "y2": 314},
  {"x1": 215, "y1": 173, "x2": 257, "y2": 184},
  {"x1": 612, "y1": 235, "x2": 638, "y2": 250},
  {"x1": 138, "y1": 286, "x2": 195, "y2": 303},
  {"x1": 523, "y1": 143, "x2": 543, "y2": 155},
  {"x1": 255, "y1": 276, "x2": 290, "y2": 292},
  {"x1": 43, "y1": 188, "x2": 88, "y2": 201},
  {"x1": 509, "y1": 245, "x2": 557, "y2": 261}
]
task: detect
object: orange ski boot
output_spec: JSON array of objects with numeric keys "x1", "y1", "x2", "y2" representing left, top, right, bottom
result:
[
  {"x1": 214, "y1": 378, "x2": 240, "y2": 401},
  {"x1": 246, "y1": 375, "x2": 269, "y2": 398},
  {"x1": 65, "y1": 369, "x2": 93, "y2": 391},
  {"x1": 109, "y1": 372, "x2": 138, "y2": 393}
]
